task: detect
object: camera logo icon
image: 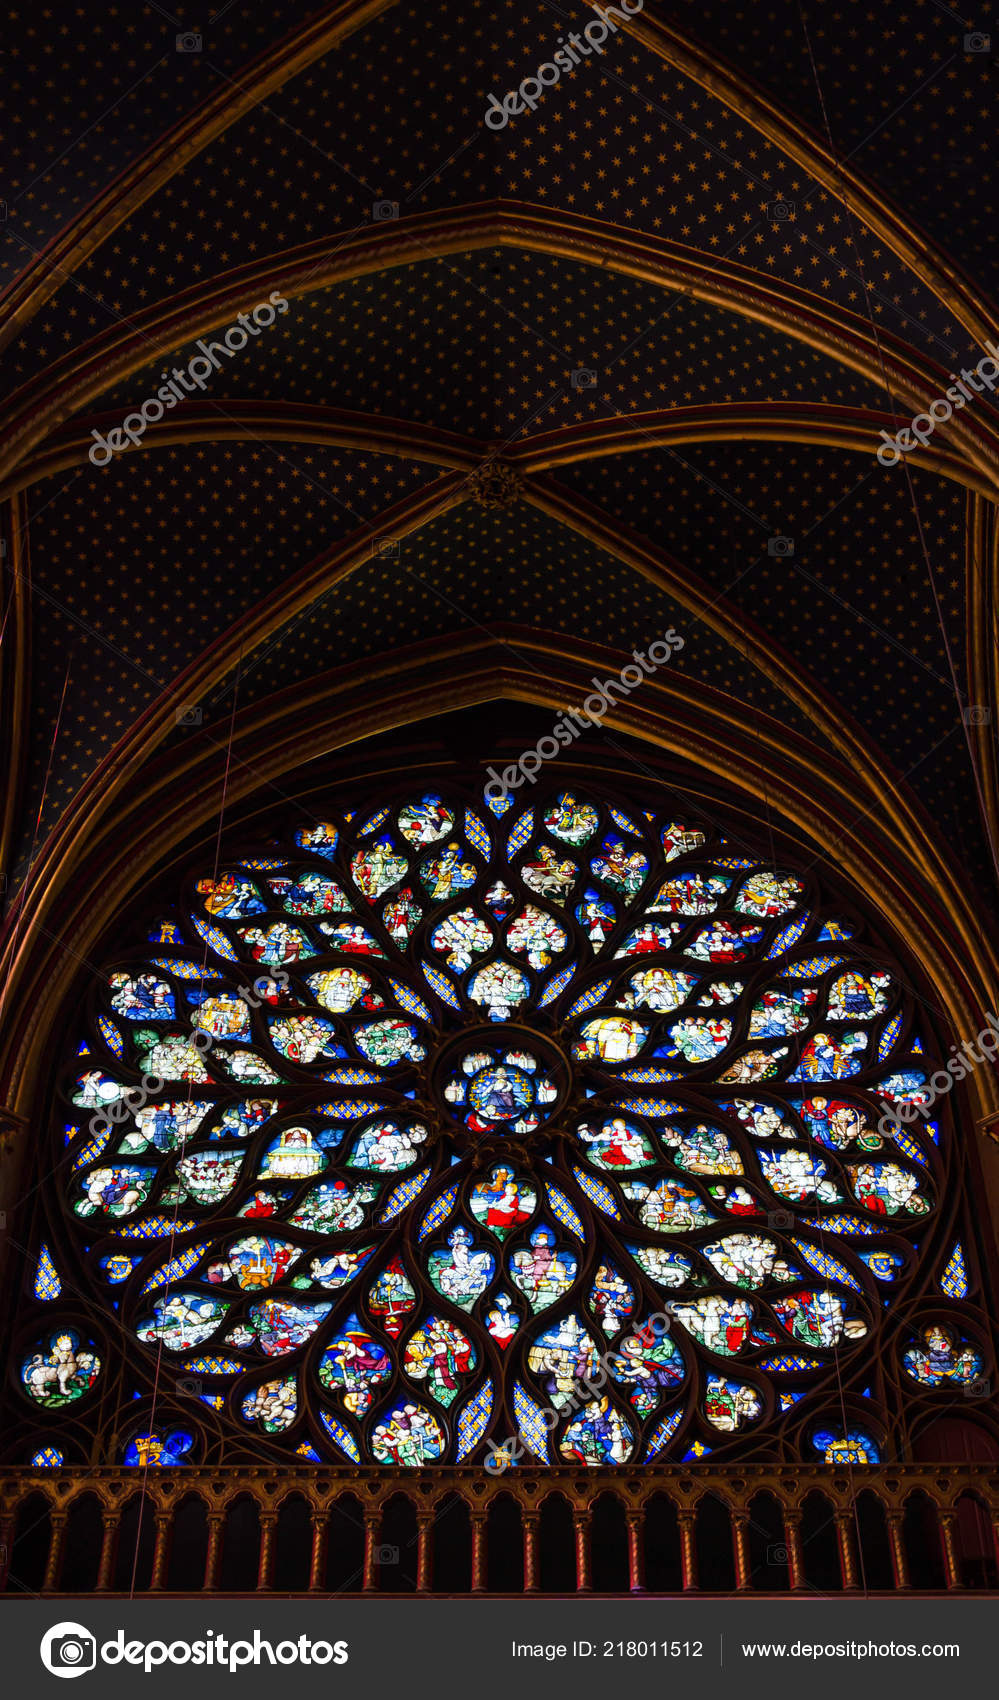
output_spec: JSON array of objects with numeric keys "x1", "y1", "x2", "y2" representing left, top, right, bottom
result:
[
  {"x1": 767, "y1": 535, "x2": 795, "y2": 557},
  {"x1": 175, "y1": 705, "x2": 204, "y2": 727},
  {"x1": 571, "y1": 368, "x2": 598, "y2": 390},
  {"x1": 767, "y1": 200, "x2": 796, "y2": 222},
  {"x1": 963, "y1": 705, "x2": 991, "y2": 726},
  {"x1": 176, "y1": 32, "x2": 202, "y2": 51},
  {"x1": 965, "y1": 32, "x2": 991, "y2": 52},
  {"x1": 372, "y1": 201, "x2": 399, "y2": 221},
  {"x1": 40, "y1": 1623, "x2": 97, "y2": 1678}
]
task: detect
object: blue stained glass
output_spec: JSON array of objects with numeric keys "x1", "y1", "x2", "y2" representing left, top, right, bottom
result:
[
  {"x1": 765, "y1": 915, "x2": 810, "y2": 958},
  {"x1": 645, "y1": 1408, "x2": 684, "y2": 1459},
  {"x1": 781, "y1": 955, "x2": 846, "y2": 977},
  {"x1": 878, "y1": 1014, "x2": 903, "y2": 1059},
  {"x1": 572, "y1": 1166, "x2": 621, "y2": 1218},
  {"x1": 537, "y1": 963, "x2": 575, "y2": 1007},
  {"x1": 123, "y1": 1430, "x2": 193, "y2": 1466},
  {"x1": 53, "y1": 786, "x2": 961, "y2": 1467},
  {"x1": 615, "y1": 1093, "x2": 683, "y2": 1111},
  {"x1": 379, "y1": 1168, "x2": 431, "y2": 1222},
  {"x1": 941, "y1": 1242, "x2": 969, "y2": 1298},
  {"x1": 484, "y1": 787, "x2": 514, "y2": 816},
  {"x1": 812, "y1": 1427, "x2": 880, "y2": 1463},
  {"x1": 318, "y1": 1411, "x2": 361, "y2": 1462},
  {"x1": 800, "y1": 1214, "x2": 880, "y2": 1238},
  {"x1": 419, "y1": 1183, "x2": 459, "y2": 1241},
  {"x1": 911, "y1": 1036, "x2": 924, "y2": 1053},
  {"x1": 421, "y1": 962, "x2": 461, "y2": 1009},
  {"x1": 545, "y1": 1183, "x2": 585, "y2": 1240},
  {"x1": 140, "y1": 1244, "x2": 211, "y2": 1293},
  {"x1": 359, "y1": 808, "x2": 391, "y2": 837},
  {"x1": 31, "y1": 1447, "x2": 64, "y2": 1468},
  {"x1": 294, "y1": 821, "x2": 338, "y2": 858},
  {"x1": 464, "y1": 809, "x2": 491, "y2": 856},
  {"x1": 34, "y1": 1244, "x2": 62, "y2": 1301},
  {"x1": 115, "y1": 1218, "x2": 199, "y2": 1239},
  {"x1": 790, "y1": 1239, "x2": 863, "y2": 1293},
  {"x1": 149, "y1": 957, "x2": 223, "y2": 979},
  {"x1": 388, "y1": 979, "x2": 433, "y2": 1023},
  {"x1": 97, "y1": 1016, "x2": 125, "y2": 1057},
  {"x1": 566, "y1": 979, "x2": 613, "y2": 1017},
  {"x1": 859, "y1": 1250, "x2": 904, "y2": 1281},
  {"x1": 189, "y1": 913, "x2": 239, "y2": 959},
  {"x1": 889, "y1": 1125, "x2": 928, "y2": 1165},
  {"x1": 507, "y1": 811, "x2": 534, "y2": 857},
  {"x1": 456, "y1": 1382, "x2": 494, "y2": 1459},
  {"x1": 513, "y1": 1382, "x2": 551, "y2": 1463},
  {"x1": 72, "y1": 1124, "x2": 113, "y2": 1170},
  {"x1": 179, "y1": 1357, "x2": 243, "y2": 1374}
]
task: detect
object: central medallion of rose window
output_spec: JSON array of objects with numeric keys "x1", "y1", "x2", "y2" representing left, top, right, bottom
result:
[{"x1": 437, "y1": 1029, "x2": 567, "y2": 1137}]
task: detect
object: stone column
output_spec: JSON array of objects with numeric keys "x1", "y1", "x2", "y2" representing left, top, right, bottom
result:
[
  {"x1": 203, "y1": 1513, "x2": 225, "y2": 1592},
  {"x1": 626, "y1": 1509, "x2": 645, "y2": 1593},
  {"x1": 42, "y1": 1513, "x2": 67, "y2": 1594},
  {"x1": 938, "y1": 1511, "x2": 963, "y2": 1590},
  {"x1": 834, "y1": 1511, "x2": 860, "y2": 1591},
  {"x1": 886, "y1": 1511, "x2": 910, "y2": 1590},
  {"x1": 677, "y1": 1511, "x2": 698, "y2": 1591},
  {"x1": 573, "y1": 1508, "x2": 591, "y2": 1592},
  {"x1": 415, "y1": 1510, "x2": 434, "y2": 1593},
  {"x1": 470, "y1": 1512, "x2": 487, "y2": 1593},
  {"x1": 782, "y1": 1509, "x2": 806, "y2": 1592},
  {"x1": 731, "y1": 1509, "x2": 752, "y2": 1591},
  {"x1": 148, "y1": 1510, "x2": 173, "y2": 1592},
  {"x1": 256, "y1": 1511, "x2": 276, "y2": 1592},
  {"x1": 523, "y1": 1511, "x2": 540, "y2": 1593},
  {"x1": 308, "y1": 1512, "x2": 329, "y2": 1592},
  {"x1": 95, "y1": 1512, "x2": 120, "y2": 1593},
  {"x1": 362, "y1": 1508, "x2": 380, "y2": 1592}
]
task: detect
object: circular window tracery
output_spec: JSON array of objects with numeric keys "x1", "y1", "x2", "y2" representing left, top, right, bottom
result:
[{"x1": 13, "y1": 781, "x2": 993, "y2": 1467}]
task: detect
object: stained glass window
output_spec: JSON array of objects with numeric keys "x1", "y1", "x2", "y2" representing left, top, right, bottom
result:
[{"x1": 11, "y1": 783, "x2": 992, "y2": 1468}]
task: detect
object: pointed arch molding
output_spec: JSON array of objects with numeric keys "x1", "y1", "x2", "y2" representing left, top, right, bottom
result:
[
  {"x1": 0, "y1": 2, "x2": 992, "y2": 387},
  {"x1": 0, "y1": 401, "x2": 988, "y2": 503},
  {"x1": 0, "y1": 0, "x2": 399, "y2": 355},
  {"x1": 1, "y1": 630, "x2": 997, "y2": 1209},
  {"x1": 3, "y1": 205, "x2": 999, "y2": 494},
  {"x1": 0, "y1": 463, "x2": 977, "y2": 972}
]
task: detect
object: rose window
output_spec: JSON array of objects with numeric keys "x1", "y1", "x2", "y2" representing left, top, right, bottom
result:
[{"x1": 14, "y1": 783, "x2": 987, "y2": 1469}]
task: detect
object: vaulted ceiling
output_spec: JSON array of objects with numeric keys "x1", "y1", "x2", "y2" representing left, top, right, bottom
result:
[{"x1": 2, "y1": 0, "x2": 998, "y2": 930}]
